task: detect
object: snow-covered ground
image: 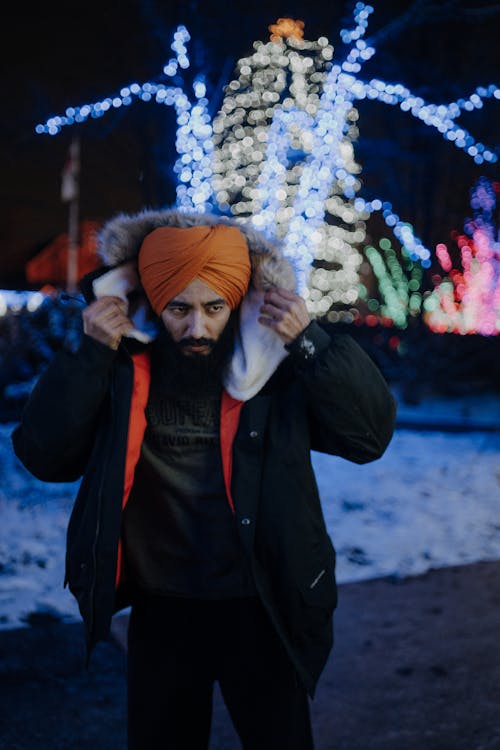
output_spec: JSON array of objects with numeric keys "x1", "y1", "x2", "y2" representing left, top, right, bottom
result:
[{"x1": 1, "y1": 390, "x2": 499, "y2": 631}]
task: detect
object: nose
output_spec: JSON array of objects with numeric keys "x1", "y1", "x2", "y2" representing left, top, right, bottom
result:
[{"x1": 186, "y1": 310, "x2": 207, "y2": 339}]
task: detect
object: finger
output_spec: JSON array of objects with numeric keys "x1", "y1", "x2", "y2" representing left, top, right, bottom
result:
[
  {"x1": 274, "y1": 287, "x2": 299, "y2": 299},
  {"x1": 87, "y1": 297, "x2": 128, "y2": 317},
  {"x1": 85, "y1": 310, "x2": 134, "y2": 339},
  {"x1": 102, "y1": 298, "x2": 129, "y2": 315},
  {"x1": 85, "y1": 302, "x2": 129, "y2": 327},
  {"x1": 102, "y1": 320, "x2": 135, "y2": 350},
  {"x1": 258, "y1": 315, "x2": 294, "y2": 343},
  {"x1": 258, "y1": 314, "x2": 276, "y2": 329},
  {"x1": 98, "y1": 307, "x2": 131, "y2": 327},
  {"x1": 263, "y1": 296, "x2": 294, "y2": 316},
  {"x1": 265, "y1": 287, "x2": 299, "y2": 303},
  {"x1": 94, "y1": 295, "x2": 128, "y2": 308},
  {"x1": 264, "y1": 293, "x2": 302, "y2": 313},
  {"x1": 259, "y1": 303, "x2": 286, "y2": 320},
  {"x1": 101, "y1": 315, "x2": 135, "y2": 335},
  {"x1": 113, "y1": 317, "x2": 135, "y2": 333}
]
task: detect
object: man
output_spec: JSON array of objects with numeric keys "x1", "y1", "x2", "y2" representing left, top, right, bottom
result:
[{"x1": 12, "y1": 209, "x2": 397, "y2": 749}]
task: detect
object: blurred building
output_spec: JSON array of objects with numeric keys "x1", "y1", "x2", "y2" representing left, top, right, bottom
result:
[{"x1": 25, "y1": 220, "x2": 102, "y2": 291}]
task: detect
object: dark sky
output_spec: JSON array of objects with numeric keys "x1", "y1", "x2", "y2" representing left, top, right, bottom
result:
[{"x1": 1, "y1": 0, "x2": 499, "y2": 286}]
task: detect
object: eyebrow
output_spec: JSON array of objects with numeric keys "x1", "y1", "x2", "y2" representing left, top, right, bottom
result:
[{"x1": 166, "y1": 297, "x2": 227, "y2": 308}]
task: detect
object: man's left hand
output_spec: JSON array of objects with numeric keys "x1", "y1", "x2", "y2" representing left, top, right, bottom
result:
[{"x1": 258, "y1": 287, "x2": 310, "y2": 344}]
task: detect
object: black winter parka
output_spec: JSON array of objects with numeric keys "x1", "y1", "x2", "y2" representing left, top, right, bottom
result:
[{"x1": 12, "y1": 317, "x2": 396, "y2": 697}]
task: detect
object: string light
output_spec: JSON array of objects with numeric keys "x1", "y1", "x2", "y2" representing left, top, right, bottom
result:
[
  {"x1": 424, "y1": 177, "x2": 500, "y2": 335},
  {"x1": 268, "y1": 18, "x2": 305, "y2": 42},
  {"x1": 212, "y1": 18, "x2": 366, "y2": 309},
  {"x1": 211, "y1": 1, "x2": 498, "y2": 314},
  {"x1": 35, "y1": 26, "x2": 215, "y2": 213},
  {"x1": 0, "y1": 290, "x2": 46, "y2": 316},
  {"x1": 33, "y1": 4, "x2": 499, "y2": 326},
  {"x1": 361, "y1": 237, "x2": 424, "y2": 328},
  {"x1": 35, "y1": 26, "x2": 192, "y2": 136}
]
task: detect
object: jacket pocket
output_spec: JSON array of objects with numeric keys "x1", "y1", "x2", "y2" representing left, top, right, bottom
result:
[
  {"x1": 298, "y1": 536, "x2": 337, "y2": 616},
  {"x1": 298, "y1": 563, "x2": 337, "y2": 615},
  {"x1": 288, "y1": 557, "x2": 337, "y2": 655}
]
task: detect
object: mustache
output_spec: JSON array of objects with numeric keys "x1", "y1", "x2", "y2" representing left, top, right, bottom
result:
[{"x1": 178, "y1": 337, "x2": 215, "y2": 348}]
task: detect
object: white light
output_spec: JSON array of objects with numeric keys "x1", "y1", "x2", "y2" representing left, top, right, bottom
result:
[
  {"x1": 26, "y1": 292, "x2": 45, "y2": 312},
  {"x1": 33, "y1": 9, "x2": 499, "y2": 318}
]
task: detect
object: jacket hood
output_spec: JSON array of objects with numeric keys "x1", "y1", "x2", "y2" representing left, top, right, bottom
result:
[
  {"x1": 96, "y1": 207, "x2": 296, "y2": 292},
  {"x1": 89, "y1": 207, "x2": 299, "y2": 401}
]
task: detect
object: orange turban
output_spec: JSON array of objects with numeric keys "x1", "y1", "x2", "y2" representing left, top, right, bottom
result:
[{"x1": 138, "y1": 224, "x2": 251, "y2": 314}]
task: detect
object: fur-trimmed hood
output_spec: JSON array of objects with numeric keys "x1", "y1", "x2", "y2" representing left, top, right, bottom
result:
[
  {"x1": 96, "y1": 207, "x2": 296, "y2": 291},
  {"x1": 90, "y1": 207, "x2": 298, "y2": 401}
]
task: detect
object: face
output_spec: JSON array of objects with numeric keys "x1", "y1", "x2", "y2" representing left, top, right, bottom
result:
[{"x1": 160, "y1": 278, "x2": 232, "y2": 357}]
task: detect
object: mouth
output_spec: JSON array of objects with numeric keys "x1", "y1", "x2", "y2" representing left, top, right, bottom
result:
[{"x1": 181, "y1": 344, "x2": 212, "y2": 355}]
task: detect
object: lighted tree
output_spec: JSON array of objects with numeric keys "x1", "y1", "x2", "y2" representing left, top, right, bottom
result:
[
  {"x1": 211, "y1": 17, "x2": 367, "y2": 320},
  {"x1": 36, "y1": 26, "x2": 215, "y2": 216},
  {"x1": 423, "y1": 177, "x2": 500, "y2": 336},
  {"x1": 208, "y1": 5, "x2": 499, "y2": 320},
  {"x1": 359, "y1": 237, "x2": 424, "y2": 329}
]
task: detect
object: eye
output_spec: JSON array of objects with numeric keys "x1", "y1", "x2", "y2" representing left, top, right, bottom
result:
[
  {"x1": 207, "y1": 303, "x2": 225, "y2": 314},
  {"x1": 168, "y1": 305, "x2": 188, "y2": 317}
]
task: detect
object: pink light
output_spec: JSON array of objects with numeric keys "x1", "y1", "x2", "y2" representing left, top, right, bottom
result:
[
  {"x1": 436, "y1": 242, "x2": 452, "y2": 272},
  {"x1": 425, "y1": 177, "x2": 500, "y2": 336}
]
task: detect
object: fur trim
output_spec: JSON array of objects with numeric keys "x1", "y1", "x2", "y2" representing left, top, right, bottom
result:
[
  {"x1": 94, "y1": 208, "x2": 299, "y2": 399},
  {"x1": 96, "y1": 208, "x2": 296, "y2": 292}
]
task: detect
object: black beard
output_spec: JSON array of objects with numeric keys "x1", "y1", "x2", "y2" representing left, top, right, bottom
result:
[{"x1": 151, "y1": 314, "x2": 236, "y2": 398}]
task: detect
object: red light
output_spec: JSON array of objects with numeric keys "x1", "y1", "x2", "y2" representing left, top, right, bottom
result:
[{"x1": 388, "y1": 335, "x2": 400, "y2": 349}]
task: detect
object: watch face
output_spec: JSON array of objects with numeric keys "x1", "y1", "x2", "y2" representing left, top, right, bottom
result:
[{"x1": 300, "y1": 336, "x2": 316, "y2": 358}]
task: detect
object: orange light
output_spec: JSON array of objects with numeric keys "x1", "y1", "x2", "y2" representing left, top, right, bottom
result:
[{"x1": 268, "y1": 18, "x2": 305, "y2": 42}]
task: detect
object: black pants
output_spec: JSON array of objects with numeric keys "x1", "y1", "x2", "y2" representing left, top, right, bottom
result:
[{"x1": 127, "y1": 595, "x2": 314, "y2": 750}]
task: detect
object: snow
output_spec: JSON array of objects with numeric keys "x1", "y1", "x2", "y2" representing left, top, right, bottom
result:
[{"x1": 1, "y1": 390, "x2": 500, "y2": 630}]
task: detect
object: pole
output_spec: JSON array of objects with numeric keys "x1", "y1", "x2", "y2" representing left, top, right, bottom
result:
[{"x1": 61, "y1": 136, "x2": 81, "y2": 295}]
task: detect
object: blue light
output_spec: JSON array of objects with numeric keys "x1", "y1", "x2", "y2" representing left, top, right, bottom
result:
[{"x1": 33, "y1": 5, "x2": 499, "y2": 301}]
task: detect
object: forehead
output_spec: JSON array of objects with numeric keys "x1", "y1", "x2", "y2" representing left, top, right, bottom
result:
[{"x1": 169, "y1": 278, "x2": 227, "y2": 305}]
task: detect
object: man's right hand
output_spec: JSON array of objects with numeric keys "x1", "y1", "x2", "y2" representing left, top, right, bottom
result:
[{"x1": 82, "y1": 296, "x2": 135, "y2": 351}]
